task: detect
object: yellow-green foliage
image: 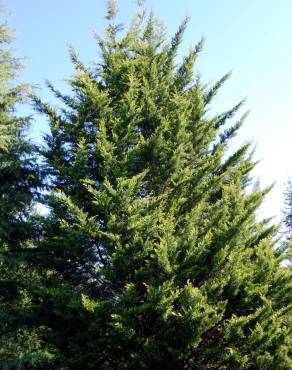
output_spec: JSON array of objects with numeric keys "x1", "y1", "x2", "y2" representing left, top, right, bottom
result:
[{"x1": 2, "y1": 1, "x2": 291, "y2": 369}]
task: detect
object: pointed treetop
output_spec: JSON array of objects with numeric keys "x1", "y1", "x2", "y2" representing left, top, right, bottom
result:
[{"x1": 105, "y1": 0, "x2": 118, "y2": 21}]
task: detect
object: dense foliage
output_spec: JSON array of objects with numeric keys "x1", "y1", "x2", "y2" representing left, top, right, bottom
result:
[
  {"x1": 1, "y1": 2, "x2": 291, "y2": 369},
  {"x1": 0, "y1": 12, "x2": 44, "y2": 368}
]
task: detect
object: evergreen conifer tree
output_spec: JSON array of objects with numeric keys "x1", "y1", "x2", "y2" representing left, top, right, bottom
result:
[
  {"x1": 31, "y1": 2, "x2": 292, "y2": 368},
  {"x1": 284, "y1": 179, "x2": 292, "y2": 237},
  {"x1": 0, "y1": 9, "x2": 44, "y2": 368}
]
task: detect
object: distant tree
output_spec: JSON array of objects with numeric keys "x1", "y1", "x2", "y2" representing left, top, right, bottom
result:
[
  {"x1": 25, "y1": 1, "x2": 292, "y2": 368},
  {"x1": 281, "y1": 179, "x2": 292, "y2": 270},
  {"x1": 0, "y1": 8, "x2": 44, "y2": 369},
  {"x1": 283, "y1": 179, "x2": 292, "y2": 236}
]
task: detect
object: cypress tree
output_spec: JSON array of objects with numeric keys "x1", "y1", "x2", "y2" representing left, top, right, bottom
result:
[
  {"x1": 0, "y1": 9, "x2": 44, "y2": 368},
  {"x1": 32, "y1": 2, "x2": 292, "y2": 368}
]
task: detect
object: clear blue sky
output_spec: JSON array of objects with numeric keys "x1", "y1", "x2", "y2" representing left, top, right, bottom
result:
[{"x1": 5, "y1": 0, "x2": 292, "y2": 221}]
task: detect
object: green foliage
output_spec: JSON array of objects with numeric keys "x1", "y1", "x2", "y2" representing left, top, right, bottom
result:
[
  {"x1": 2, "y1": 1, "x2": 292, "y2": 369},
  {"x1": 0, "y1": 10, "x2": 45, "y2": 369}
]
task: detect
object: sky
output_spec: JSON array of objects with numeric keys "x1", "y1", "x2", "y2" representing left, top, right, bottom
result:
[{"x1": 5, "y1": 0, "x2": 292, "y2": 222}]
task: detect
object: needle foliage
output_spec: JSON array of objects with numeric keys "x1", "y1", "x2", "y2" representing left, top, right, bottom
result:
[
  {"x1": 2, "y1": 2, "x2": 292, "y2": 369},
  {"x1": 0, "y1": 10, "x2": 45, "y2": 369}
]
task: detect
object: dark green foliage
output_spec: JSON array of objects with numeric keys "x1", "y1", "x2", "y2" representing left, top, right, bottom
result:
[
  {"x1": 0, "y1": 12, "x2": 46, "y2": 369},
  {"x1": 3, "y1": 1, "x2": 292, "y2": 369}
]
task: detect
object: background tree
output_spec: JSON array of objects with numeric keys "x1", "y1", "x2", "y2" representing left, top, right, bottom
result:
[
  {"x1": 283, "y1": 179, "x2": 292, "y2": 236},
  {"x1": 27, "y1": 1, "x2": 292, "y2": 368},
  {"x1": 0, "y1": 8, "x2": 45, "y2": 369},
  {"x1": 281, "y1": 180, "x2": 292, "y2": 269}
]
